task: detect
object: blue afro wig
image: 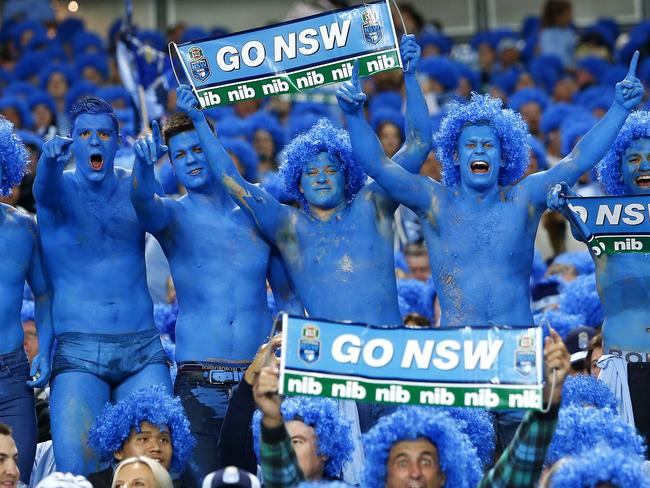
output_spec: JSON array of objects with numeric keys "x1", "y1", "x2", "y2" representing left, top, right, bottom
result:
[
  {"x1": 576, "y1": 57, "x2": 610, "y2": 84},
  {"x1": 368, "y1": 91, "x2": 402, "y2": 114},
  {"x1": 97, "y1": 86, "x2": 131, "y2": 107},
  {"x1": 39, "y1": 64, "x2": 74, "y2": 91},
  {"x1": 546, "y1": 405, "x2": 646, "y2": 465},
  {"x1": 279, "y1": 118, "x2": 366, "y2": 209},
  {"x1": 559, "y1": 274, "x2": 604, "y2": 328},
  {"x1": 87, "y1": 385, "x2": 195, "y2": 474},
  {"x1": 560, "y1": 115, "x2": 596, "y2": 158},
  {"x1": 21, "y1": 299, "x2": 35, "y2": 323},
  {"x1": 13, "y1": 52, "x2": 51, "y2": 81},
  {"x1": 508, "y1": 88, "x2": 549, "y2": 113},
  {"x1": 27, "y1": 91, "x2": 57, "y2": 117},
  {"x1": 533, "y1": 310, "x2": 585, "y2": 341},
  {"x1": 261, "y1": 170, "x2": 294, "y2": 204},
  {"x1": 363, "y1": 407, "x2": 481, "y2": 488},
  {"x1": 0, "y1": 97, "x2": 33, "y2": 129},
  {"x1": 252, "y1": 396, "x2": 353, "y2": 478},
  {"x1": 548, "y1": 444, "x2": 650, "y2": 488},
  {"x1": 247, "y1": 111, "x2": 285, "y2": 158},
  {"x1": 75, "y1": 53, "x2": 109, "y2": 81},
  {"x1": 560, "y1": 374, "x2": 617, "y2": 410},
  {"x1": 540, "y1": 103, "x2": 575, "y2": 135},
  {"x1": 553, "y1": 251, "x2": 595, "y2": 275},
  {"x1": 440, "y1": 407, "x2": 495, "y2": 468},
  {"x1": 370, "y1": 108, "x2": 405, "y2": 137},
  {"x1": 529, "y1": 55, "x2": 564, "y2": 94},
  {"x1": 419, "y1": 56, "x2": 460, "y2": 91},
  {"x1": 65, "y1": 82, "x2": 99, "y2": 114},
  {"x1": 456, "y1": 63, "x2": 480, "y2": 92},
  {"x1": 215, "y1": 116, "x2": 252, "y2": 140},
  {"x1": 597, "y1": 110, "x2": 650, "y2": 195},
  {"x1": 0, "y1": 116, "x2": 28, "y2": 196},
  {"x1": 416, "y1": 33, "x2": 451, "y2": 55},
  {"x1": 222, "y1": 137, "x2": 259, "y2": 183},
  {"x1": 72, "y1": 31, "x2": 105, "y2": 54},
  {"x1": 490, "y1": 68, "x2": 520, "y2": 95},
  {"x1": 433, "y1": 93, "x2": 530, "y2": 187},
  {"x1": 397, "y1": 279, "x2": 427, "y2": 317}
]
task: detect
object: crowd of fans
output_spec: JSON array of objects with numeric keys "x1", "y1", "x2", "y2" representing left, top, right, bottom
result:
[{"x1": 3, "y1": 0, "x2": 650, "y2": 486}]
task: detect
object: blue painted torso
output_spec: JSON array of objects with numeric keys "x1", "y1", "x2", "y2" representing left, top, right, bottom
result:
[
  {"x1": 0, "y1": 204, "x2": 37, "y2": 354},
  {"x1": 38, "y1": 168, "x2": 154, "y2": 334}
]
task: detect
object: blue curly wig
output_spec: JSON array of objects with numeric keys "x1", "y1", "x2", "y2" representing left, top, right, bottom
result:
[
  {"x1": 247, "y1": 111, "x2": 285, "y2": 158},
  {"x1": 279, "y1": 118, "x2": 366, "y2": 209},
  {"x1": 222, "y1": 137, "x2": 259, "y2": 183},
  {"x1": 370, "y1": 108, "x2": 405, "y2": 138},
  {"x1": 433, "y1": 93, "x2": 530, "y2": 187},
  {"x1": 559, "y1": 274, "x2": 604, "y2": 328},
  {"x1": 553, "y1": 251, "x2": 595, "y2": 275},
  {"x1": 419, "y1": 56, "x2": 460, "y2": 91},
  {"x1": 369, "y1": 92, "x2": 402, "y2": 114},
  {"x1": 533, "y1": 310, "x2": 585, "y2": 341},
  {"x1": 0, "y1": 116, "x2": 28, "y2": 196},
  {"x1": 252, "y1": 396, "x2": 353, "y2": 478},
  {"x1": 397, "y1": 279, "x2": 427, "y2": 317},
  {"x1": 440, "y1": 407, "x2": 495, "y2": 468},
  {"x1": 560, "y1": 115, "x2": 597, "y2": 158},
  {"x1": 363, "y1": 407, "x2": 481, "y2": 488},
  {"x1": 560, "y1": 374, "x2": 617, "y2": 410},
  {"x1": 540, "y1": 103, "x2": 574, "y2": 135},
  {"x1": 597, "y1": 110, "x2": 650, "y2": 195},
  {"x1": 508, "y1": 88, "x2": 550, "y2": 113},
  {"x1": 545, "y1": 405, "x2": 647, "y2": 465},
  {"x1": 87, "y1": 385, "x2": 195, "y2": 474},
  {"x1": 549, "y1": 444, "x2": 650, "y2": 488}
]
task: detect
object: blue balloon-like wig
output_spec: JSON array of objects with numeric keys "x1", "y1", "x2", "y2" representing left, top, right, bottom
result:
[
  {"x1": 363, "y1": 407, "x2": 481, "y2": 488},
  {"x1": 559, "y1": 274, "x2": 604, "y2": 328},
  {"x1": 545, "y1": 405, "x2": 646, "y2": 465},
  {"x1": 441, "y1": 407, "x2": 495, "y2": 468},
  {"x1": 222, "y1": 137, "x2": 259, "y2": 183},
  {"x1": 552, "y1": 251, "x2": 595, "y2": 275},
  {"x1": 279, "y1": 118, "x2": 366, "y2": 209},
  {"x1": 397, "y1": 279, "x2": 427, "y2": 317},
  {"x1": 549, "y1": 444, "x2": 650, "y2": 488},
  {"x1": 433, "y1": 93, "x2": 530, "y2": 187},
  {"x1": 533, "y1": 310, "x2": 585, "y2": 341},
  {"x1": 153, "y1": 302, "x2": 178, "y2": 341},
  {"x1": 419, "y1": 56, "x2": 460, "y2": 91},
  {"x1": 87, "y1": 385, "x2": 195, "y2": 474},
  {"x1": 560, "y1": 115, "x2": 596, "y2": 158},
  {"x1": 251, "y1": 396, "x2": 353, "y2": 478},
  {"x1": 597, "y1": 110, "x2": 650, "y2": 195},
  {"x1": 0, "y1": 116, "x2": 28, "y2": 196},
  {"x1": 560, "y1": 374, "x2": 617, "y2": 410},
  {"x1": 247, "y1": 111, "x2": 286, "y2": 158},
  {"x1": 508, "y1": 87, "x2": 550, "y2": 113}
]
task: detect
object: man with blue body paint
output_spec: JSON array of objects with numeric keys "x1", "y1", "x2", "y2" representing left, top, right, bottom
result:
[
  {"x1": 548, "y1": 110, "x2": 650, "y2": 446},
  {"x1": 174, "y1": 35, "x2": 430, "y2": 328},
  {"x1": 337, "y1": 53, "x2": 643, "y2": 447},
  {"x1": 130, "y1": 115, "x2": 302, "y2": 488},
  {"x1": 0, "y1": 117, "x2": 52, "y2": 484},
  {"x1": 33, "y1": 97, "x2": 172, "y2": 476}
]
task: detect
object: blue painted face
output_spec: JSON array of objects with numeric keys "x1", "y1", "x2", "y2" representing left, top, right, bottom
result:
[
  {"x1": 168, "y1": 130, "x2": 212, "y2": 190},
  {"x1": 621, "y1": 138, "x2": 650, "y2": 195},
  {"x1": 71, "y1": 113, "x2": 119, "y2": 183},
  {"x1": 456, "y1": 124, "x2": 503, "y2": 191},
  {"x1": 299, "y1": 152, "x2": 346, "y2": 210}
]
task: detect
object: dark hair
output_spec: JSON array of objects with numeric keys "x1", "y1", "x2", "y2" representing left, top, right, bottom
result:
[
  {"x1": 162, "y1": 112, "x2": 214, "y2": 146},
  {"x1": 0, "y1": 423, "x2": 12, "y2": 436},
  {"x1": 541, "y1": 0, "x2": 572, "y2": 28},
  {"x1": 397, "y1": 2, "x2": 425, "y2": 33},
  {"x1": 69, "y1": 96, "x2": 118, "y2": 132},
  {"x1": 404, "y1": 242, "x2": 428, "y2": 258},
  {"x1": 404, "y1": 312, "x2": 431, "y2": 326},
  {"x1": 585, "y1": 334, "x2": 603, "y2": 374}
]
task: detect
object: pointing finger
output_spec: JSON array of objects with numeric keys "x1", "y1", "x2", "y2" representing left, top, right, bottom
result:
[
  {"x1": 352, "y1": 59, "x2": 360, "y2": 91},
  {"x1": 627, "y1": 50, "x2": 640, "y2": 78}
]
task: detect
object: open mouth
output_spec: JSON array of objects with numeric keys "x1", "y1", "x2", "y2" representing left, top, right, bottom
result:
[
  {"x1": 90, "y1": 154, "x2": 103, "y2": 171},
  {"x1": 470, "y1": 160, "x2": 489, "y2": 174},
  {"x1": 635, "y1": 175, "x2": 650, "y2": 187},
  {"x1": 187, "y1": 167, "x2": 203, "y2": 176}
]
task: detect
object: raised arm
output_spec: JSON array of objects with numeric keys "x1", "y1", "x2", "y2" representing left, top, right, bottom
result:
[
  {"x1": 176, "y1": 85, "x2": 288, "y2": 243},
  {"x1": 267, "y1": 248, "x2": 304, "y2": 316},
  {"x1": 338, "y1": 63, "x2": 433, "y2": 214},
  {"x1": 130, "y1": 120, "x2": 172, "y2": 234},
  {"x1": 391, "y1": 34, "x2": 432, "y2": 173},
  {"x1": 547, "y1": 182, "x2": 592, "y2": 243},
  {"x1": 26, "y1": 228, "x2": 53, "y2": 387},
  {"x1": 524, "y1": 51, "x2": 643, "y2": 206},
  {"x1": 33, "y1": 135, "x2": 72, "y2": 209}
]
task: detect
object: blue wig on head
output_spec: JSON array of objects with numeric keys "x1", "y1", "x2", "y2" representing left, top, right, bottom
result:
[
  {"x1": 21, "y1": 299, "x2": 35, "y2": 323},
  {"x1": 369, "y1": 91, "x2": 402, "y2": 114},
  {"x1": 279, "y1": 118, "x2": 365, "y2": 209},
  {"x1": 508, "y1": 88, "x2": 549, "y2": 113},
  {"x1": 549, "y1": 444, "x2": 650, "y2": 488},
  {"x1": 261, "y1": 170, "x2": 294, "y2": 204},
  {"x1": 416, "y1": 33, "x2": 451, "y2": 55},
  {"x1": 528, "y1": 135, "x2": 548, "y2": 171},
  {"x1": 13, "y1": 51, "x2": 50, "y2": 81},
  {"x1": 560, "y1": 115, "x2": 596, "y2": 157},
  {"x1": 576, "y1": 57, "x2": 610, "y2": 84},
  {"x1": 97, "y1": 86, "x2": 131, "y2": 106},
  {"x1": 533, "y1": 310, "x2": 585, "y2": 341},
  {"x1": 553, "y1": 251, "x2": 595, "y2": 275},
  {"x1": 456, "y1": 63, "x2": 480, "y2": 92},
  {"x1": 215, "y1": 116, "x2": 252, "y2": 140},
  {"x1": 252, "y1": 397, "x2": 353, "y2": 477},
  {"x1": 222, "y1": 137, "x2": 259, "y2": 183},
  {"x1": 39, "y1": 63, "x2": 74, "y2": 91},
  {"x1": 363, "y1": 407, "x2": 481, "y2": 488},
  {"x1": 560, "y1": 375, "x2": 617, "y2": 410},
  {"x1": 27, "y1": 91, "x2": 57, "y2": 117},
  {"x1": 397, "y1": 279, "x2": 427, "y2": 317},
  {"x1": 529, "y1": 55, "x2": 564, "y2": 94},
  {"x1": 559, "y1": 274, "x2": 604, "y2": 327},
  {"x1": 72, "y1": 31, "x2": 105, "y2": 54},
  {"x1": 597, "y1": 110, "x2": 650, "y2": 195},
  {"x1": 0, "y1": 116, "x2": 28, "y2": 196},
  {"x1": 540, "y1": 103, "x2": 574, "y2": 135},
  {"x1": 75, "y1": 52, "x2": 109, "y2": 81},
  {"x1": 433, "y1": 93, "x2": 530, "y2": 187},
  {"x1": 440, "y1": 407, "x2": 495, "y2": 468},
  {"x1": 370, "y1": 108, "x2": 405, "y2": 137},
  {"x1": 69, "y1": 96, "x2": 117, "y2": 132},
  {"x1": 153, "y1": 302, "x2": 178, "y2": 341},
  {"x1": 419, "y1": 56, "x2": 460, "y2": 91},
  {"x1": 247, "y1": 111, "x2": 285, "y2": 158},
  {"x1": 65, "y1": 82, "x2": 99, "y2": 114},
  {"x1": 490, "y1": 68, "x2": 520, "y2": 95},
  {"x1": 87, "y1": 385, "x2": 195, "y2": 474},
  {"x1": 0, "y1": 97, "x2": 33, "y2": 129},
  {"x1": 545, "y1": 405, "x2": 646, "y2": 465}
]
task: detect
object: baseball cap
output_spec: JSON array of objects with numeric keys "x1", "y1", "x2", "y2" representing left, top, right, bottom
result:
[
  {"x1": 565, "y1": 326, "x2": 596, "y2": 363},
  {"x1": 202, "y1": 467, "x2": 261, "y2": 488}
]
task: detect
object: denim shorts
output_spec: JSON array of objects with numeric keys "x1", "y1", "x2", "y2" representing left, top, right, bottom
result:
[{"x1": 51, "y1": 329, "x2": 168, "y2": 387}]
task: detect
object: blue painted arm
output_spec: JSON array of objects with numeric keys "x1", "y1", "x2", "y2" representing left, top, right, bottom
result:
[
  {"x1": 525, "y1": 51, "x2": 643, "y2": 205},
  {"x1": 130, "y1": 121, "x2": 171, "y2": 234},
  {"x1": 391, "y1": 35, "x2": 432, "y2": 173},
  {"x1": 27, "y1": 227, "x2": 53, "y2": 387},
  {"x1": 338, "y1": 63, "x2": 433, "y2": 214},
  {"x1": 33, "y1": 135, "x2": 72, "y2": 208},
  {"x1": 267, "y1": 248, "x2": 303, "y2": 316},
  {"x1": 176, "y1": 85, "x2": 288, "y2": 244},
  {"x1": 547, "y1": 182, "x2": 590, "y2": 242}
]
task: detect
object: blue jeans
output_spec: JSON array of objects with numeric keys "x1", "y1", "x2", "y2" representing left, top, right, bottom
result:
[
  {"x1": 0, "y1": 348, "x2": 36, "y2": 484},
  {"x1": 174, "y1": 362, "x2": 247, "y2": 488}
]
